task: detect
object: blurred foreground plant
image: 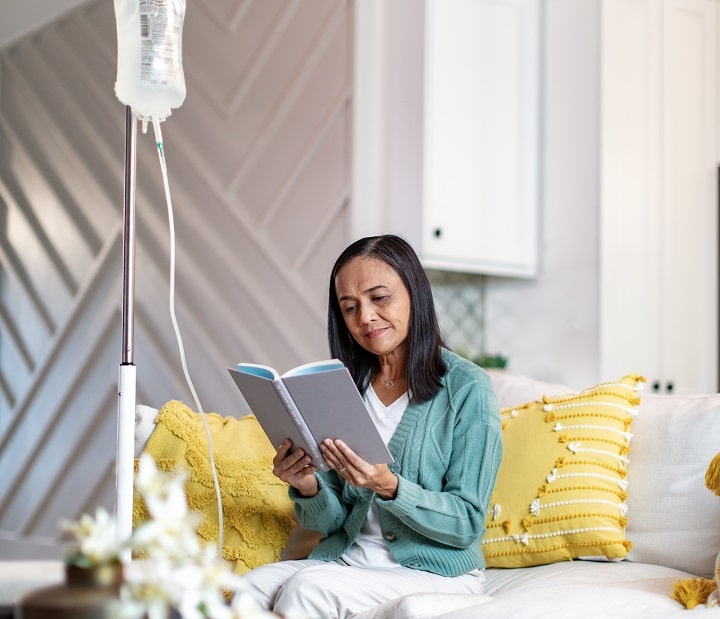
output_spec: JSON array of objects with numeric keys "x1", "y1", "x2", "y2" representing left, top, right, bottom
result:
[{"x1": 60, "y1": 453, "x2": 290, "y2": 619}]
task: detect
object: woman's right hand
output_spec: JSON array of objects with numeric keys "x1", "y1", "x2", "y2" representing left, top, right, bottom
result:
[{"x1": 272, "y1": 439, "x2": 319, "y2": 497}]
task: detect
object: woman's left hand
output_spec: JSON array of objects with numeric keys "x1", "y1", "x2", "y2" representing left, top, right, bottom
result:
[{"x1": 320, "y1": 438, "x2": 399, "y2": 500}]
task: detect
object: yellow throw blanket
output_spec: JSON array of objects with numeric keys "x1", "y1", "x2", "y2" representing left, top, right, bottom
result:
[{"x1": 133, "y1": 400, "x2": 295, "y2": 574}]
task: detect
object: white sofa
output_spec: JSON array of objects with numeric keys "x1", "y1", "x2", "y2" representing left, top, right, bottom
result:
[
  {"x1": 4, "y1": 371, "x2": 719, "y2": 618},
  {"x1": 351, "y1": 371, "x2": 720, "y2": 618}
]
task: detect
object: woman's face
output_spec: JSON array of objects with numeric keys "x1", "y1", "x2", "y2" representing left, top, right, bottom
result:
[{"x1": 334, "y1": 256, "x2": 411, "y2": 358}]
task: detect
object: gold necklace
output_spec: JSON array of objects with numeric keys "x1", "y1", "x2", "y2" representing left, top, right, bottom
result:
[{"x1": 382, "y1": 374, "x2": 403, "y2": 390}]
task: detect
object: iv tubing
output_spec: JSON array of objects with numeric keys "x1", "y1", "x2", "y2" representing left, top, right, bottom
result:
[{"x1": 152, "y1": 118, "x2": 225, "y2": 553}]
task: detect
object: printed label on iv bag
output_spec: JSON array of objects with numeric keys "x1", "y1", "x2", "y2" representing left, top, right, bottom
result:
[{"x1": 114, "y1": 0, "x2": 186, "y2": 124}]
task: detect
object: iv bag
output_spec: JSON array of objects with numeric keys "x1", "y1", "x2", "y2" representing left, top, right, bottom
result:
[{"x1": 114, "y1": 0, "x2": 187, "y2": 126}]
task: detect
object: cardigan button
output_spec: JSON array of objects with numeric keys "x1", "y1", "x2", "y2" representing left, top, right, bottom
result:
[{"x1": 384, "y1": 532, "x2": 396, "y2": 541}]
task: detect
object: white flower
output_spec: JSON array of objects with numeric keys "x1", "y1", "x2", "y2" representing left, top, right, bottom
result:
[
  {"x1": 120, "y1": 557, "x2": 178, "y2": 619},
  {"x1": 59, "y1": 453, "x2": 289, "y2": 618},
  {"x1": 122, "y1": 547, "x2": 247, "y2": 619},
  {"x1": 59, "y1": 506, "x2": 120, "y2": 565},
  {"x1": 132, "y1": 453, "x2": 203, "y2": 561},
  {"x1": 171, "y1": 547, "x2": 244, "y2": 619},
  {"x1": 135, "y1": 452, "x2": 172, "y2": 498}
]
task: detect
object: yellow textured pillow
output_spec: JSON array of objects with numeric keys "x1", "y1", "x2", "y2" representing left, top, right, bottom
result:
[
  {"x1": 482, "y1": 374, "x2": 644, "y2": 568},
  {"x1": 134, "y1": 400, "x2": 295, "y2": 574}
]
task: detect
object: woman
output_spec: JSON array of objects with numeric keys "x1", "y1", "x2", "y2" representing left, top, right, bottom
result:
[{"x1": 241, "y1": 235, "x2": 502, "y2": 618}]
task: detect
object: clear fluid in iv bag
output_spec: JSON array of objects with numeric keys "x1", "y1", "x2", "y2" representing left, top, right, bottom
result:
[{"x1": 114, "y1": 0, "x2": 187, "y2": 126}]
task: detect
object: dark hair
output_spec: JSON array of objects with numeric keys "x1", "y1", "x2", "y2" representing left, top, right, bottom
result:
[{"x1": 327, "y1": 235, "x2": 447, "y2": 403}]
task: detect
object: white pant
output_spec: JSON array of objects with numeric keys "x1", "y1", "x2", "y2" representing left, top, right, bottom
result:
[{"x1": 239, "y1": 559, "x2": 485, "y2": 619}]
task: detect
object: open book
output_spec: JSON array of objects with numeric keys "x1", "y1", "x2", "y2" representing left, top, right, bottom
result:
[{"x1": 228, "y1": 359, "x2": 394, "y2": 472}]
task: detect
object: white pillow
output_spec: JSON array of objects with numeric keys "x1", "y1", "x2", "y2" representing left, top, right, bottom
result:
[
  {"x1": 134, "y1": 405, "x2": 159, "y2": 457},
  {"x1": 486, "y1": 370, "x2": 575, "y2": 406},
  {"x1": 625, "y1": 392, "x2": 720, "y2": 578}
]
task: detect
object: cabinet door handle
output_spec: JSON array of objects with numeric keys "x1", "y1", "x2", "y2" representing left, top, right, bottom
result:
[{"x1": 651, "y1": 380, "x2": 675, "y2": 393}]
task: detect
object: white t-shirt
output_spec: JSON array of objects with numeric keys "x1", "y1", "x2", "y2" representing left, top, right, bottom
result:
[{"x1": 340, "y1": 385, "x2": 409, "y2": 568}]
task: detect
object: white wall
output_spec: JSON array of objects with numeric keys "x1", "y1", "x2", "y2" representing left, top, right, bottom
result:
[
  {"x1": 484, "y1": 0, "x2": 601, "y2": 388},
  {"x1": 0, "y1": 0, "x2": 93, "y2": 48}
]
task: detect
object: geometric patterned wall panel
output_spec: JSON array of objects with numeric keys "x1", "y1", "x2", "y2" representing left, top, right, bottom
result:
[{"x1": 0, "y1": 0, "x2": 352, "y2": 557}]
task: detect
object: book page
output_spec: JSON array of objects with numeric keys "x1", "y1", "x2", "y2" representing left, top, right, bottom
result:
[
  {"x1": 235, "y1": 363, "x2": 281, "y2": 380},
  {"x1": 282, "y1": 359, "x2": 344, "y2": 377}
]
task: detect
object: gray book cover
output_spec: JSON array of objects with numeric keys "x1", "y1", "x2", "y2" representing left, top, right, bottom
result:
[{"x1": 228, "y1": 360, "x2": 394, "y2": 472}]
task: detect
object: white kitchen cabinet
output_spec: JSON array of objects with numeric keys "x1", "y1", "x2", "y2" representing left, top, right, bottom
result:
[
  {"x1": 353, "y1": 0, "x2": 541, "y2": 277},
  {"x1": 420, "y1": 0, "x2": 540, "y2": 276},
  {"x1": 600, "y1": 0, "x2": 718, "y2": 394}
]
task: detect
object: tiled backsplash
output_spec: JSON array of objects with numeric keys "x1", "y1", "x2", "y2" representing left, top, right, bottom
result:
[{"x1": 428, "y1": 270, "x2": 486, "y2": 360}]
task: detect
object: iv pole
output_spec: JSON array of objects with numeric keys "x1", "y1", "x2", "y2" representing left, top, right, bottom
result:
[{"x1": 116, "y1": 105, "x2": 137, "y2": 559}]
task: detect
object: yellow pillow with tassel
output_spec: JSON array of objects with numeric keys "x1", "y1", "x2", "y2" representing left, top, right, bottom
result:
[
  {"x1": 482, "y1": 375, "x2": 644, "y2": 568},
  {"x1": 133, "y1": 400, "x2": 295, "y2": 574},
  {"x1": 671, "y1": 578, "x2": 718, "y2": 609}
]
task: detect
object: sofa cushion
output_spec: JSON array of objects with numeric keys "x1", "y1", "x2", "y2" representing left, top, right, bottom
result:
[
  {"x1": 134, "y1": 400, "x2": 296, "y2": 574},
  {"x1": 486, "y1": 369, "x2": 573, "y2": 406},
  {"x1": 625, "y1": 391, "x2": 720, "y2": 578},
  {"x1": 354, "y1": 561, "x2": 698, "y2": 619},
  {"x1": 481, "y1": 375, "x2": 642, "y2": 568}
]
